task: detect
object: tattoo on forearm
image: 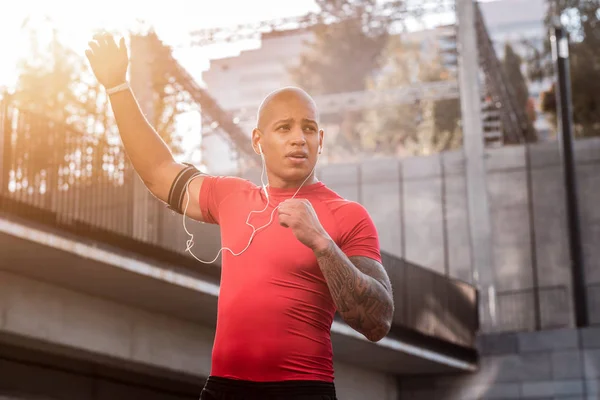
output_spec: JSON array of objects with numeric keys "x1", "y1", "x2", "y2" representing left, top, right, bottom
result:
[{"x1": 315, "y1": 242, "x2": 394, "y2": 341}]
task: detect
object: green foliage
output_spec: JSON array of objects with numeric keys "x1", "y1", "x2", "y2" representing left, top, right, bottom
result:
[
  {"x1": 290, "y1": 0, "x2": 462, "y2": 158},
  {"x1": 8, "y1": 20, "x2": 190, "y2": 193},
  {"x1": 524, "y1": 0, "x2": 600, "y2": 137},
  {"x1": 358, "y1": 35, "x2": 461, "y2": 156},
  {"x1": 289, "y1": 18, "x2": 388, "y2": 95}
]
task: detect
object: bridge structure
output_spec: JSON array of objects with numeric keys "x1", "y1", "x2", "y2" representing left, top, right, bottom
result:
[
  {"x1": 188, "y1": 0, "x2": 535, "y2": 155},
  {"x1": 0, "y1": 3, "x2": 489, "y2": 399},
  {"x1": 0, "y1": 83, "x2": 477, "y2": 400}
]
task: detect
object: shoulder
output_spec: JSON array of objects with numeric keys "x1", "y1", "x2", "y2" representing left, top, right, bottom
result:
[
  {"x1": 322, "y1": 196, "x2": 381, "y2": 262},
  {"x1": 323, "y1": 195, "x2": 373, "y2": 225},
  {"x1": 316, "y1": 188, "x2": 376, "y2": 234},
  {"x1": 202, "y1": 175, "x2": 257, "y2": 196},
  {"x1": 199, "y1": 175, "x2": 259, "y2": 224},
  {"x1": 200, "y1": 175, "x2": 259, "y2": 208}
]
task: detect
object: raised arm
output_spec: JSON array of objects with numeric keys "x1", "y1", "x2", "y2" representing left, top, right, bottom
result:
[{"x1": 85, "y1": 33, "x2": 205, "y2": 221}]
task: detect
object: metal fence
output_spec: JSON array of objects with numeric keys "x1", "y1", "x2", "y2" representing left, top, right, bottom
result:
[
  {"x1": 0, "y1": 102, "x2": 478, "y2": 350},
  {"x1": 1, "y1": 102, "x2": 134, "y2": 235},
  {"x1": 381, "y1": 252, "x2": 478, "y2": 349}
]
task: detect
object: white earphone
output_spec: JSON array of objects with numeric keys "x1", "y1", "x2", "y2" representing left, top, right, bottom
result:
[
  {"x1": 182, "y1": 141, "x2": 321, "y2": 264},
  {"x1": 257, "y1": 143, "x2": 269, "y2": 201}
]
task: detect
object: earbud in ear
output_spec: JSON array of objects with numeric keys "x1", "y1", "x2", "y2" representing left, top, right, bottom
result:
[
  {"x1": 318, "y1": 145, "x2": 323, "y2": 154},
  {"x1": 258, "y1": 143, "x2": 263, "y2": 155}
]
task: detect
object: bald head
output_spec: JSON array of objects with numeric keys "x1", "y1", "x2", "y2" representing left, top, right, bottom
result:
[
  {"x1": 257, "y1": 87, "x2": 319, "y2": 131},
  {"x1": 251, "y1": 86, "x2": 323, "y2": 188}
]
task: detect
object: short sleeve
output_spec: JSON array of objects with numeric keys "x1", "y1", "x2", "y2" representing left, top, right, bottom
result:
[
  {"x1": 336, "y1": 202, "x2": 382, "y2": 263},
  {"x1": 199, "y1": 176, "x2": 254, "y2": 225}
]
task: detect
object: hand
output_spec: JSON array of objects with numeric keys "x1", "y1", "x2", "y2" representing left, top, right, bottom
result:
[
  {"x1": 278, "y1": 199, "x2": 332, "y2": 252},
  {"x1": 85, "y1": 33, "x2": 129, "y2": 89}
]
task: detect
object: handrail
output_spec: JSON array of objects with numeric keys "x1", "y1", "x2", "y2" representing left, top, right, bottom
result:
[{"x1": 0, "y1": 102, "x2": 478, "y2": 350}]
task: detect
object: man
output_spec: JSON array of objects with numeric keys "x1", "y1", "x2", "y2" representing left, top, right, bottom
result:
[{"x1": 86, "y1": 33, "x2": 394, "y2": 400}]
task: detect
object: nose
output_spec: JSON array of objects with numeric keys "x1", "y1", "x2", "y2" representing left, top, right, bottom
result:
[{"x1": 290, "y1": 127, "x2": 307, "y2": 147}]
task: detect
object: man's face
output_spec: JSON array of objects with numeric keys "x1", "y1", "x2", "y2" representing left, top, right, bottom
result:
[{"x1": 253, "y1": 92, "x2": 323, "y2": 187}]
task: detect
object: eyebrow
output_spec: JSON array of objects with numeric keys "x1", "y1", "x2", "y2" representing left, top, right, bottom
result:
[
  {"x1": 272, "y1": 118, "x2": 293, "y2": 127},
  {"x1": 272, "y1": 118, "x2": 318, "y2": 127}
]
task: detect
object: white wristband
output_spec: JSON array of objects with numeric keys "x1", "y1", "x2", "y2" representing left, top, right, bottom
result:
[{"x1": 106, "y1": 81, "x2": 130, "y2": 95}]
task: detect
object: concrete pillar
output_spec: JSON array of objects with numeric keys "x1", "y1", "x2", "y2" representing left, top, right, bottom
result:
[
  {"x1": 456, "y1": 0, "x2": 497, "y2": 330},
  {"x1": 0, "y1": 98, "x2": 7, "y2": 193}
]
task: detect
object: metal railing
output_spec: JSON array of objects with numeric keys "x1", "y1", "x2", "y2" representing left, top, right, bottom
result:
[
  {"x1": 0, "y1": 102, "x2": 478, "y2": 350},
  {"x1": 0, "y1": 103, "x2": 134, "y2": 237},
  {"x1": 474, "y1": 1, "x2": 536, "y2": 144},
  {"x1": 0, "y1": 101, "x2": 223, "y2": 282},
  {"x1": 381, "y1": 252, "x2": 478, "y2": 349},
  {"x1": 140, "y1": 33, "x2": 257, "y2": 162}
]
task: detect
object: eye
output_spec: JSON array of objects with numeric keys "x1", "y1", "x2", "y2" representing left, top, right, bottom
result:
[
  {"x1": 304, "y1": 126, "x2": 317, "y2": 133},
  {"x1": 277, "y1": 124, "x2": 290, "y2": 131}
]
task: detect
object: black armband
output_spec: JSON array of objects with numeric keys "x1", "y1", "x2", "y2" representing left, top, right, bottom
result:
[{"x1": 167, "y1": 163, "x2": 203, "y2": 214}]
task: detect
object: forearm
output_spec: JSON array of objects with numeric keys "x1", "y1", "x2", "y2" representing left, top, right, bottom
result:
[
  {"x1": 314, "y1": 240, "x2": 394, "y2": 342},
  {"x1": 108, "y1": 88, "x2": 175, "y2": 184}
]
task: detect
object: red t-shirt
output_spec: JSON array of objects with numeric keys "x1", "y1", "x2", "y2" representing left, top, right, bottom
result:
[{"x1": 199, "y1": 176, "x2": 381, "y2": 382}]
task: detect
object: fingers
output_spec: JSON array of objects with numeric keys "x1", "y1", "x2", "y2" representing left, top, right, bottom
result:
[
  {"x1": 88, "y1": 40, "x2": 101, "y2": 54},
  {"x1": 278, "y1": 212, "x2": 290, "y2": 228},
  {"x1": 119, "y1": 37, "x2": 127, "y2": 55},
  {"x1": 277, "y1": 206, "x2": 291, "y2": 216},
  {"x1": 89, "y1": 32, "x2": 122, "y2": 54},
  {"x1": 84, "y1": 49, "x2": 96, "y2": 63},
  {"x1": 92, "y1": 32, "x2": 112, "y2": 45},
  {"x1": 104, "y1": 34, "x2": 119, "y2": 51},
  {"x1": 278, "y1": 199, "x2": 294, "y2": 213}
]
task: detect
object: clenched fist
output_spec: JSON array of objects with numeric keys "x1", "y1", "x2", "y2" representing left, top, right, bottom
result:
[
  {"x1": 278, "y1": 198, "x2": 332, "y2": 252},
  {"x1": 85, "y1": 33, "x2": 129, "y2": 89}
]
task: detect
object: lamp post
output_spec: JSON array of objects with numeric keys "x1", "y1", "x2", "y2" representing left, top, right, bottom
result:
[{"x1": 550, "y1": 21, "x2": 588, "y2": 328}]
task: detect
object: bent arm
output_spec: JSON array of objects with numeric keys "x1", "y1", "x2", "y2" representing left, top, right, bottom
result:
[
  {"x1": 314, "y1": 240, "x2": 394, "y2": 342},
  {"x1": 108, "y1": 88, "x2": 205, "y2": 221}
]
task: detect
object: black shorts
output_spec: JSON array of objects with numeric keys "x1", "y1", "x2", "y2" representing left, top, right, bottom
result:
[{"x1": 199, "y1": 376, "x2": 338, "y2": 400}]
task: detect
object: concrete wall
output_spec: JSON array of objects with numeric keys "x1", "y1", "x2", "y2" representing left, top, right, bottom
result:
[
  {"x1": 0, "y1": 357, "x2": 198, "y2": 400},
  {"x1": 318, "y1": 138, "x2": 600, "y2": 333},
  {"x1": 397, "y1": 327, "x2": 600, "y2": 399},
  {"x1": 0, "y1": 271, "x2": 399, "y2": 400}
]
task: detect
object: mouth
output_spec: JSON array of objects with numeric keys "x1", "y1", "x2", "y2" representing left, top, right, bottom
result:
[{"x1": 285, "y1": 151, "x2": 309, "y2": 162}]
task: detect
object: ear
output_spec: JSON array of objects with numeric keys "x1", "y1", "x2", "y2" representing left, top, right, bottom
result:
[
  {"x1": 318, "y1": 129, "x2": 324, "y2": 154},
  {"x1": 251, "y1": 128, "x2": 262, "y2": 155}
]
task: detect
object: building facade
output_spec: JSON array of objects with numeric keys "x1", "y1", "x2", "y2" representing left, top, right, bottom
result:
[{"x1": 200, "y1": 0, "x2": 550, "y2": 173}]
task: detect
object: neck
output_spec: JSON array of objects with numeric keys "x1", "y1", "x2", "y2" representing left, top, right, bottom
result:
[{"x1": 266, "y1": 171, "x2": 318, "y2": 189}]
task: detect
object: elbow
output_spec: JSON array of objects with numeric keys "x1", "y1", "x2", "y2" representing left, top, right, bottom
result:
[
  {"x1": 365, "y1": 319, "x2": 392, "y2": 342},
  {"x1": 365, "y1": 301, "x2": 394, "y2": 342}
]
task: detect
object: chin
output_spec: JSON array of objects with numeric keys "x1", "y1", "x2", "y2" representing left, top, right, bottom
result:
[{"x1": 281, "y1": 166, "x2": 314, "y2": 182}]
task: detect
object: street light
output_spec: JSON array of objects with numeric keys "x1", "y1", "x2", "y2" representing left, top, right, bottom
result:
[{"x1": 550, "y1": 20, "x2": 588, "y2": 328}]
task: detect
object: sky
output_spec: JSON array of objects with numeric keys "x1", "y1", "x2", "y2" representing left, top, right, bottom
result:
[
  {"x1": 0, "y1": 0, "x2": 321, "y2": 88},
  {"x1": 0, "y1": 0, "x2": 460, "y2": 166},
  {"x1": 0, "y1": 0, "x2": 464, "y2": 88},
  {"x1": 0, "y1": 0, "x2": 324, "y2": 165}
]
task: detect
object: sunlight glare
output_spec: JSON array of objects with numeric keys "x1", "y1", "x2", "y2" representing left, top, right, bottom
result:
[{"x1": 0, "y1": 0, "x2": 321, "y2": 89}]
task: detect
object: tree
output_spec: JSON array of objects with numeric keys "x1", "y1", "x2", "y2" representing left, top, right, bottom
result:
[
  {"x1": 7, "y1": 20, "x2": 191, "y2": 197},
  {"x1": 290, "y1": 19, "x2": 388, "y2": 95},
  {"x1": 357, "y1": 35, "x2": 461, "y2": 157},
  {"x1": 288, "y1": 0, "x2": 403, "y2": 158},
  {"x1": 289, "y1": 0, "x2": 461, "y2": 158},
  {"x1": 9, "y1": 20, "x2": 104, "y2": 193},
  {"x1": 289, "y1": 0, "x2": 408, "y2": 95},
  {"x1": 502, "y1": 43, "x2": 531, "y2": 123},
  {"x1": 524, "y1": 0, "x2": 600, "y2": 137}
]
